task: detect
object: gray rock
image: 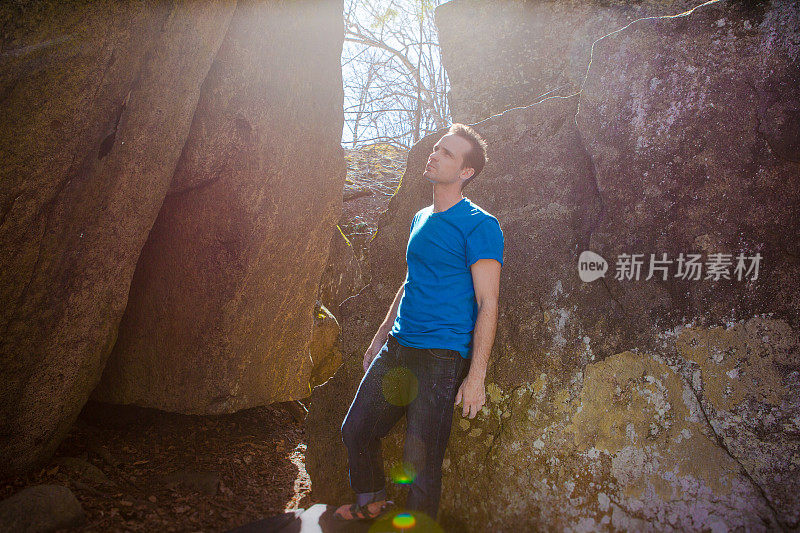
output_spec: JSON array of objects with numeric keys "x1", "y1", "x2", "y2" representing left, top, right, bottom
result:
[{"x1": 0, "y1": 485, "x2": 84, "y2": 533}]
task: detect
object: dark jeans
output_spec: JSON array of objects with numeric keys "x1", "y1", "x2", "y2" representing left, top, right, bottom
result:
[{"x1": 341, "y1": 334, "x2": 470, "y2": 519}]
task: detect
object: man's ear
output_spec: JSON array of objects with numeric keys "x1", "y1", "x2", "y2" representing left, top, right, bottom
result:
[{"x1": 459, "y1": 166, "x2": 475, "y2": 182}]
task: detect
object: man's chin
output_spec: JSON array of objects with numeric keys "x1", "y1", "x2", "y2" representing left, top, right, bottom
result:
[{"x1": 424, "y1": 167, "x2": 443, "y2": 180}]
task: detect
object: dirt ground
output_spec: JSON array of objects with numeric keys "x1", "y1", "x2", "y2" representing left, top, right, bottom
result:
[{"x1": 0, "y1": 401, "x2": 312, "y2": 532}]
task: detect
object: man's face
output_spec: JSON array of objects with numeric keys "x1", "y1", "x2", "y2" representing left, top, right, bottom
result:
[{"x1": 423, "y1": 133, "x2": 474, "y2": 186}]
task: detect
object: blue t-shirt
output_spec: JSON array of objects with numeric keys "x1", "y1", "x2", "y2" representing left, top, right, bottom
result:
[{"x1": 390, "y1": 197, "x2": 504, "y2": 358}]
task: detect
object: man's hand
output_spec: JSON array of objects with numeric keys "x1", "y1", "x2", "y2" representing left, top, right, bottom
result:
[
  {"x1": 455, "y1": 374, "x2": 486, "y2": 419},
  {"x1": 456, "y1": 258, "x2": 500, "y2": 419},
  {"x1": 363, "y1": 338, "x2": 384, "y2": 372}
]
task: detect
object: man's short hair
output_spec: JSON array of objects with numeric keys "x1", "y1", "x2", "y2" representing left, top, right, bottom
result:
[{"x1": 449, "y1": 123, "x2": 488, "y2": 190}]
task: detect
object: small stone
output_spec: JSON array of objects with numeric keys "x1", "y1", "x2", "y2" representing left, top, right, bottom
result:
[{"x1": 0, "y1": 485, "x2": 85, "y2": 532}]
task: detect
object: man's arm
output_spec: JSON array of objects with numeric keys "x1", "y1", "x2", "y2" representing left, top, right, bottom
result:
[
  {"x1": 363, "y1": 278, "x2": 405, "y2": 371},
  {"x1": 455, "y1": 258, "x2": 501, "y2": 418}
]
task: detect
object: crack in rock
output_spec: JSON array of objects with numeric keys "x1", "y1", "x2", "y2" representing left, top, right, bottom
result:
[{"x1": 677, "y1": 362, "x2": 788, "y2": 530}]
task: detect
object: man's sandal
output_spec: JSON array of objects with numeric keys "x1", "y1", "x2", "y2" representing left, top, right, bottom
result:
[{"x1": 333, "y1": 500, "x2": 394, "y2": 521}]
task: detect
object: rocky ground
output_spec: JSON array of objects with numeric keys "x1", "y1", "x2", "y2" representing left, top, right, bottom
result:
[{"x1": 0, "y1": 401, "x2": 311, "y2": 532}]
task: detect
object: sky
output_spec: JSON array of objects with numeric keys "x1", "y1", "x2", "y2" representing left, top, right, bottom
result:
[{"x1": 340, "y1": 0, "x2": 451, "y2": 149}]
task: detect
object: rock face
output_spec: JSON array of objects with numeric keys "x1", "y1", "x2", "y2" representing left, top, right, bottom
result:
[
  {"x1": 307, "y1": 1, "x2": 800, "y2": 530},
  {"x1": 309, "y1": 303, "x2": 343, "y2": 388},
  {"x1": 318, "y1": 228, "x2": 363, "y2": 314},
  {"x1": 672, "y1": 319, "x2": 800, "y2": 527},
  {"x1": 0, "y1": 1, "x2": 235, "y2": 475},
  {"x1": 435, "y1": 322, "x2": 791, "y2": 531},
  {"x1": 436, "y1": 0, "x2": 701, "y2": 123},
  {"x1": 577, "y1": 0, "x2": 800, "y2": 332},
  {"x1": 93, "y1": 0, "x2": 346, "y2": 413}
]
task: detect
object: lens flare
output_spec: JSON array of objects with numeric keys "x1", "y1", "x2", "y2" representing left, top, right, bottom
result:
[
  {"x1": 381, "y1": 366, "x2": 418, "y2": 406},
  {"x1": 369, "y1": 510, "x2": 443, "y2": 533},
  {"x1": 390, "y1": 461, "x2": 417, "y2": 485},
  {"x1": 392, "y1": 513, "x2": 416, "y2": 529}
]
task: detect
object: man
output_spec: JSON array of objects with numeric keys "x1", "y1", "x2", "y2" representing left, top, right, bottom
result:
[{"x1": 335, "y1": 123, "x2": 503, "y2": 523}]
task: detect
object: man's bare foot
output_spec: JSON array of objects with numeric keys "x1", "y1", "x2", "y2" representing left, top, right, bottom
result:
[{"x1": 333, "y1": 499, "x2": 394, "y2": 521}]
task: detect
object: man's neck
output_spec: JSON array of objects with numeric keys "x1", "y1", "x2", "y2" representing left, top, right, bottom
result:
[{"x1": 432, "y1": 183, "x2": 464, "y2": 213}]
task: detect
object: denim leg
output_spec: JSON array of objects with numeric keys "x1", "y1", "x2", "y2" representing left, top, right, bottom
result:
[
  {"x1": 404, "y1": 348, "x2": 469, "y2": 519},
  {"x1": 341, "y1": 338, "x2": 406, "y2": 497}
]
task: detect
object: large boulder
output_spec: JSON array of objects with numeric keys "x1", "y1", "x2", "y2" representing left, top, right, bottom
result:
[
  {"x1": 307, "y1": 0, "x2": 800, "y2": 529},
  {"x1": 93, "y1": 0, "x2": 346, "y2": 413},
  {"x1": 0, "y1": 1, "x2": 235, "y2": 475},
  {"x1": 436, "y1": 0, "x2": 703, "y2": 123},
  {"x1": 577, "y1": 0, "x2": 800, "y2": 331}
]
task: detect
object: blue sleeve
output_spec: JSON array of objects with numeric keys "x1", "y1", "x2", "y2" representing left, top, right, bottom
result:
[{"x1": 466, "y1": 218, "x2": 504, "y2": 267}]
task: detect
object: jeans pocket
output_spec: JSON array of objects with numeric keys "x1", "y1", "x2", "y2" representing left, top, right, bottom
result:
[{"x1": 426, "y1": 347, "x2": 459, "y2": 360}]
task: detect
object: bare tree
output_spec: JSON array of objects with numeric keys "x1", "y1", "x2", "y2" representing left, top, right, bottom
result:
[{"x1": 342, "y1": 0, "x2": 451, "y2": 149}]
